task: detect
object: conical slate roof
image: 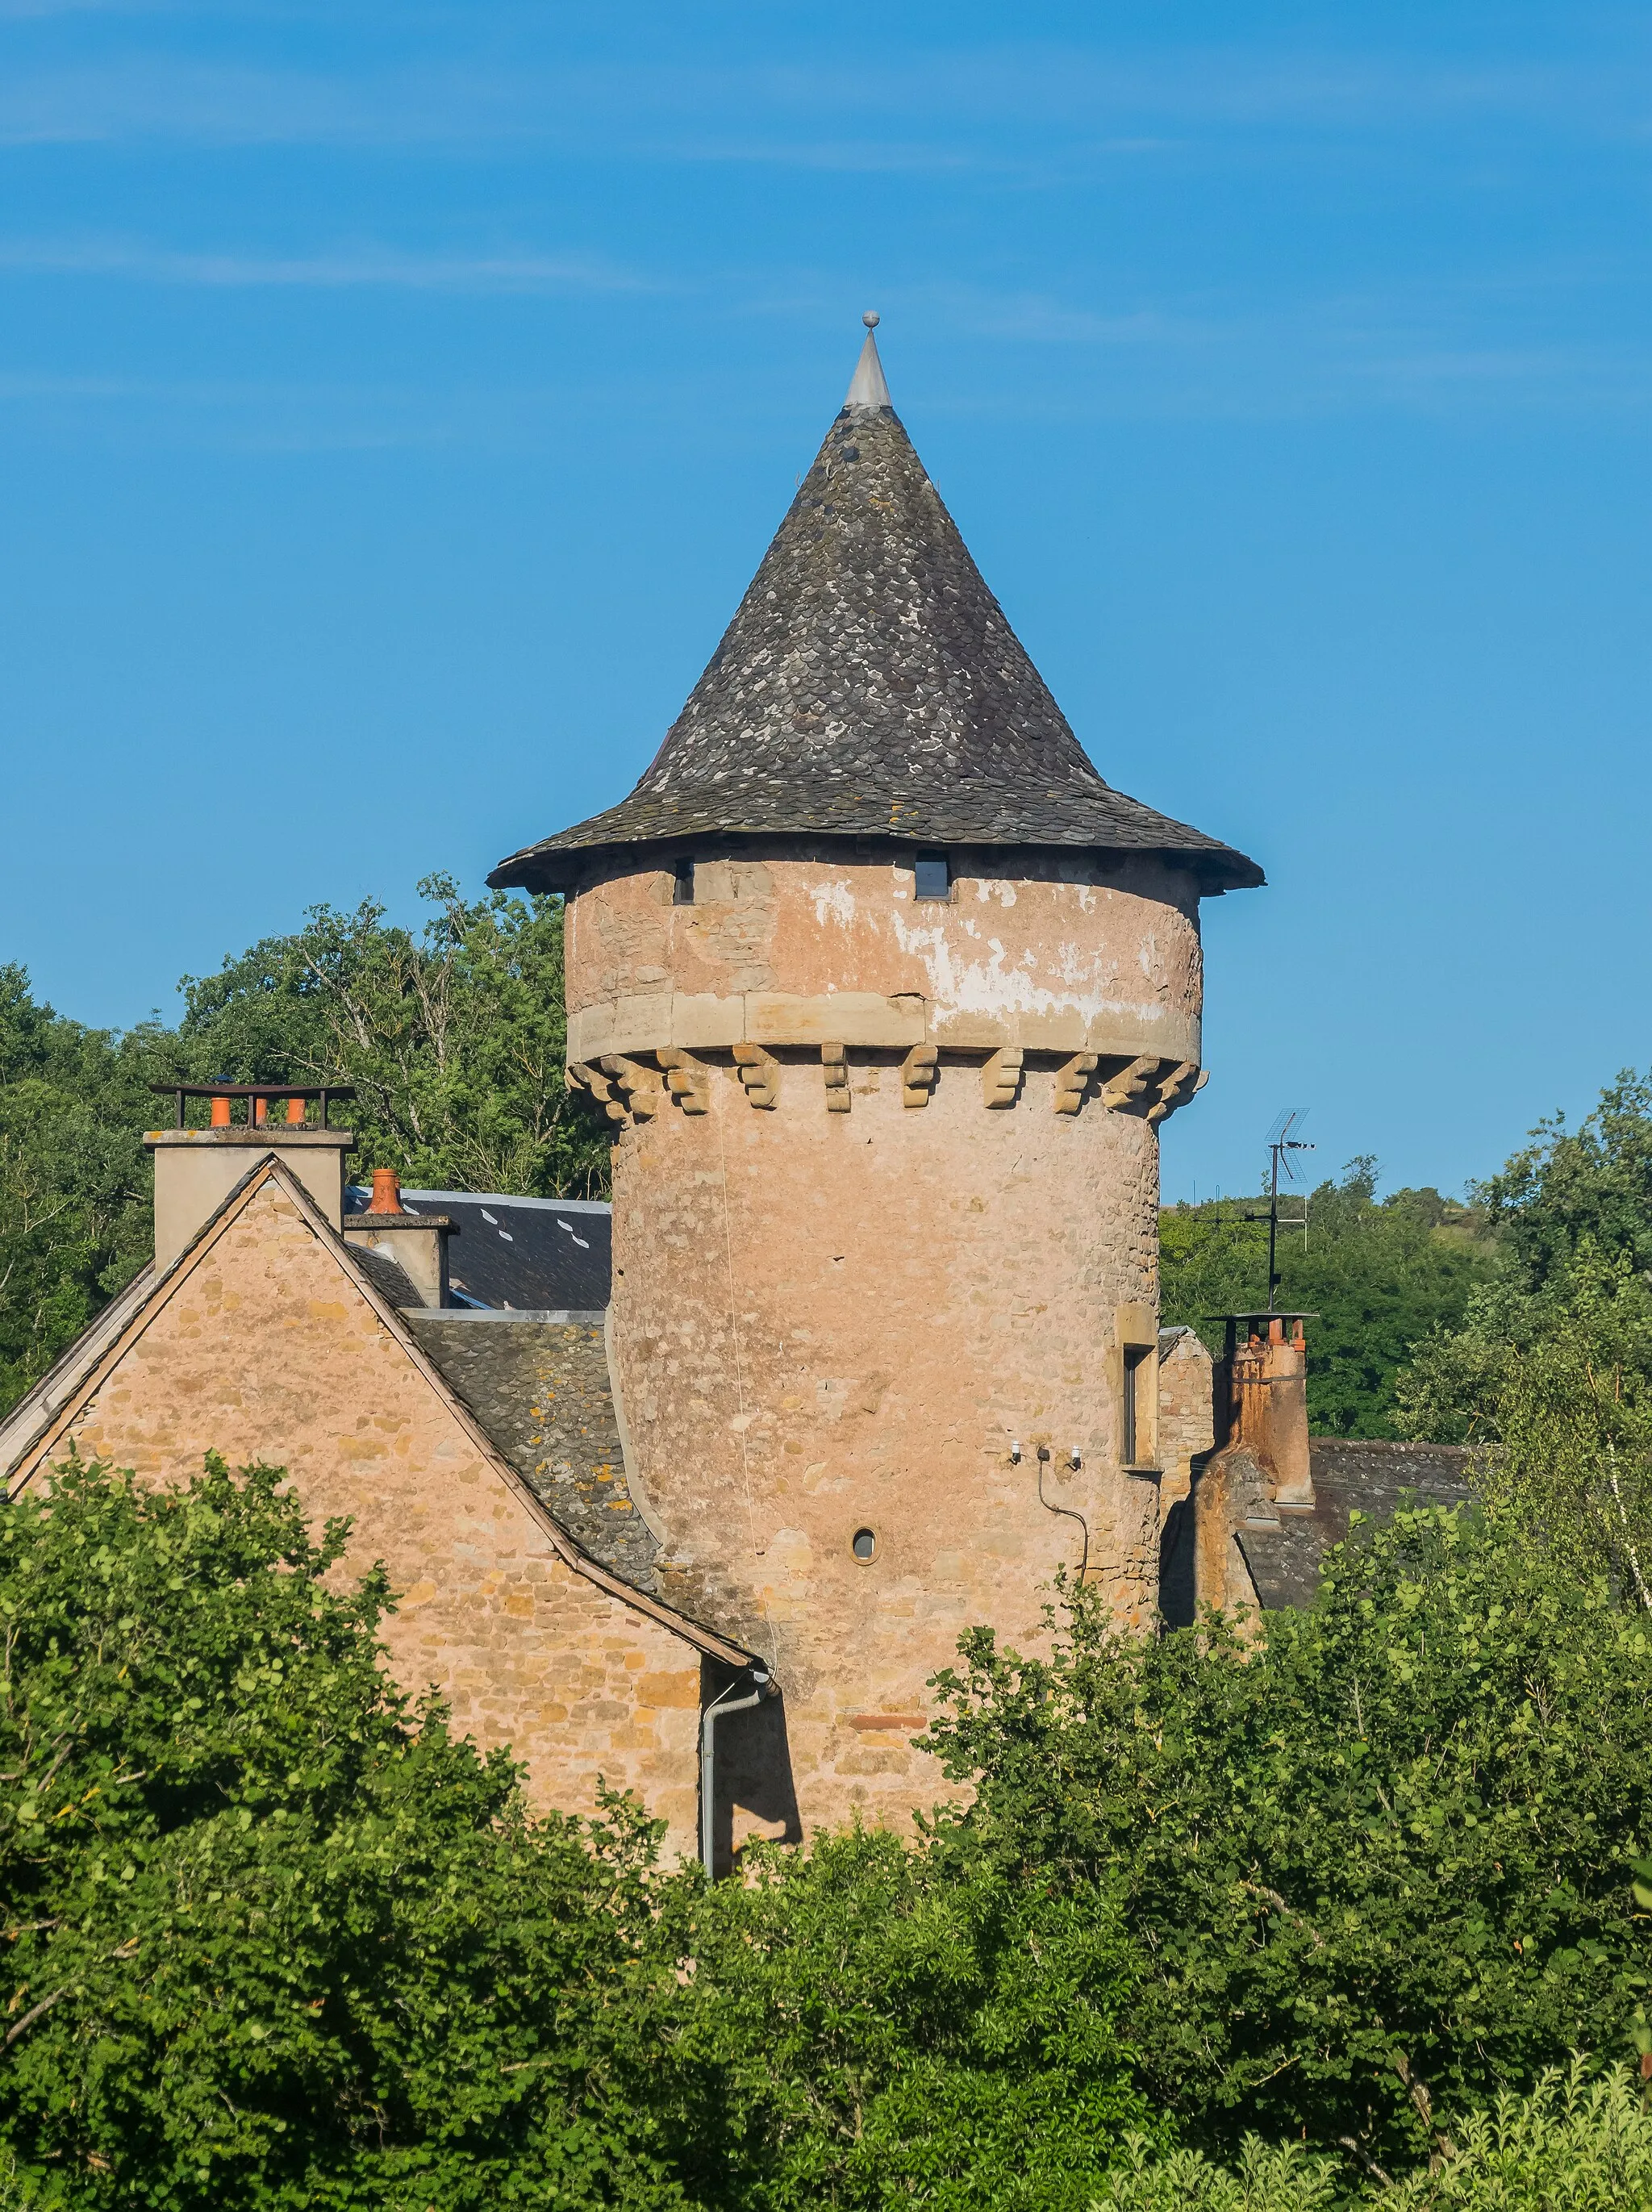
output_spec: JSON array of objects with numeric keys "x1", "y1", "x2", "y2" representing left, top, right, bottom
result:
[{"x1": 490, "y1": 328, "x2": 1262, "y2": 895}]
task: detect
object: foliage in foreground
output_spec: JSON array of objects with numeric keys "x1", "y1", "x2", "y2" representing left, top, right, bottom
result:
[
  {"x1": 668, "y1": 1826, "x2": 1150, "y2": 2210},
  {"x1": 0, "y1": 1456, "x2": 1150, "y2": 2211},
  {"x1": 924, "y1": 1506, "x2": 1652, "y2": 2178},
  {"x1": 1098, "y1": 2060, "x2": 1652, "y2": 2210},
  {"x1": 0, "y1": 1454, "x2": 684, "y2": 2210},
  {"x1": 6, "y1": 1456, "x2": 1652, "y2": 2204}
]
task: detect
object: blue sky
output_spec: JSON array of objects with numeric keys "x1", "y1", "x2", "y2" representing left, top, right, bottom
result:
[{"x1": 2, "y1": 1, "x2": 1649, "y2": 1204}]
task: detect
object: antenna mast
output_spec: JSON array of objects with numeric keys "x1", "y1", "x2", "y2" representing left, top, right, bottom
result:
[{"x1": 1256, "y1": 1108, "x2": 1314, "y2": 1312}]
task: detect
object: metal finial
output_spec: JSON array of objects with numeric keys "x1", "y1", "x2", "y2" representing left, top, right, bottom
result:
[
  {"x1": 862, "y1": 310, "x2": 880, "y2": 329},
  {"x1": 845, "y1": 319, "x2": 891, "y2": 409}
]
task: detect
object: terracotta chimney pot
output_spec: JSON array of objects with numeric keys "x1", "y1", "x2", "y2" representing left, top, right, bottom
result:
[
  {"x1": 286, "y1": 1097, "x2": 307, "y2": 1126},
  {"x1": 365, "y1": 1167, "x2": 404, "y2": 1216},
  {"x1": 252, "y1": 1097, "x2": 268, "y2": 1127},
  {"x1": 210, "y1": 1096, "x2": 232, "y2": 1128}
]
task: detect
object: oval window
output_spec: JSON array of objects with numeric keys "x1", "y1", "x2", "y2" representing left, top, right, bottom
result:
[{"x1": 851, "y1": 1528, "x2": 877, "y2": 1563}]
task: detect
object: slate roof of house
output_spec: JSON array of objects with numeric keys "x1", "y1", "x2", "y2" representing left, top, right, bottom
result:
[
  {"x1": 405, "y1": 1315, "x2": 658, "y2": 1593},
  {"x1": 489, "y1": 328, "x2": 1262, "y2": 898},
  {"x1": 346, "y1": 1187, "x2": 611, "y2": 1313},
  {"x1": 1235, "y1": 1440, "x2": 1475, "y2": 1611}
]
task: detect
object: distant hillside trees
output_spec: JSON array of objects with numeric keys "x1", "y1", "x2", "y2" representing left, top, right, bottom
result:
[{"x1": 1161, "y1": 1159, "x2": 1496, "y2": 1438}]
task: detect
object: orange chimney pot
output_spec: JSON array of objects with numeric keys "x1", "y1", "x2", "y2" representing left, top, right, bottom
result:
[
  {"x1": 285, "y1": 1097, "x2": 307, "y2": 1125},
  {"x1": 210, "y1": 1096, "x2": 232, "y2": 1128},
  {"x1": 365, "y1": 1167, "x2": 404, "y2": 1216}
]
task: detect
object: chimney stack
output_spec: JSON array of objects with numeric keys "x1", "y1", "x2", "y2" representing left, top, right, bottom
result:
[
  {"x1": 1220, "y1": 1312, "x2": 1315, "y2": 1509},
  {"x1": 144, "y1": 1085, "x2": 356, "y2": 1270},
  {"x1": 340, "y1": 1167, "x2": 453, "y2": 1308}
]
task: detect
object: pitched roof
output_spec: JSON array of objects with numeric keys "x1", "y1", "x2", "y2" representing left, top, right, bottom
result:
[
  {"x1": 1235, "y1": 1441, "x2": 1475, "y2": 1611},
  {"x1": 405, "y1": 1313, "x2": 660, "y2": 1593},
  {"x1": 489, "y1": 328, "x2": 1262, "y2": 897},
  {"x1": 0, "y1": 1157, "x2": 753, "y2": 1669}
]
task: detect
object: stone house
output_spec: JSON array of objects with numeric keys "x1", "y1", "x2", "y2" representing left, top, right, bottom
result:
[{"x1": 3, "y1": 320, "x2": 1291, "y2": 1866}]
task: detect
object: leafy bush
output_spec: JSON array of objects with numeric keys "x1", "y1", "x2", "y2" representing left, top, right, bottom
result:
[
  {"x1": 925, "y1": 1507, "x2": 1652, "y2": 2176},
  {"x1": 0, "y1": 1454, "x2": 685, "y2": 2210},
  {"x1": 670, "y1": 1826, "x2": 1151, "y2": 2210},
  {"x1": 1097, "y1": 2061, "x2": 1652, "y2": 2209},
  {"x1": 1097, "y1": 2133, "x2": 1343, "y2": 2210},
  {"x1": 0, "y1": 1456, "x2": 1153, "y2": 2210}
]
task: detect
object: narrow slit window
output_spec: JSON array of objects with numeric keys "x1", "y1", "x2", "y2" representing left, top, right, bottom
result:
[
  {"x1": 1122, "y1": 1344, "x2": 1152, "y2": 1466},
  {"x1": 913, "y1": 852, "x2": 951, "y2": 899},
  {"x1": 672, "y1": 859, "x2": 695, "y2": 907}
]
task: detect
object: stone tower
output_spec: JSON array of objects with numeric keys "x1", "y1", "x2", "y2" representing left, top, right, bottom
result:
[{"x1": 490, "y1": 323, "x2": 1262, "y2": 1842}]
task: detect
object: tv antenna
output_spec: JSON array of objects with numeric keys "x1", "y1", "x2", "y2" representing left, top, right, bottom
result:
[{"x1": 1244, "y1": 1109, "x2": 1314, "y2": 1311}]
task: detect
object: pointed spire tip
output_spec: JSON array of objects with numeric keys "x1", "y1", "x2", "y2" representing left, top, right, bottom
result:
[{"x1": 845, "y1": 315, "x2": 891, "y2": 411}]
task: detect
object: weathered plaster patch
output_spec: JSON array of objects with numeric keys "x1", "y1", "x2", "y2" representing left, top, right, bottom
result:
[
  {"x1": 889, "y1": 913, "x2": 1166, "y2": 1027},
  {"x1": 808, "y1": 879, "x2": 859, "y2": 929}
]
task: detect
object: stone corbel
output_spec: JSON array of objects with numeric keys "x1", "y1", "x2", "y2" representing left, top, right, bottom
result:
[
  {"x1": 1053, "y1": 1052, "x2": 1099, "y2": 1115},
  {"x1": 732, "y1": 1043, "x2": 782, "y2": 1109},
  {"x1": 1147, "y1": 1061, "x2": 1205, "y2": 1125},
  {"x1": 1099, "y1": 1055, "x2": 1160, "y2": 1113},
  {"x1": 599, "y1": 1055, "x2": 663, "y2": 1120},
  {"x1": 981, "y1": 1047, "x2": 1023, "y2": 1109},
  {"x1": 657, "y1": 1047, "x2": 711, "y2": 1116},
  {"x1": 901, "y1": 1045, "x2": 939, "y2": 1108},
  {"x1": 821, "y1": 1042, "x2": 851, "y2": 1114},
  {"x1": 569, "y1": 1062, "x2": 628, "y2": 1125}
]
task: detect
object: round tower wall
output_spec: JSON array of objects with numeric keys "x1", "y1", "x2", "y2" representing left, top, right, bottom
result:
[
  {"x1": 562, "y1": 849, "x2": 1205, "y2": 1843},
  {"x1": 565, "y1": 846, "x2": 1203, "y2": 1066}
]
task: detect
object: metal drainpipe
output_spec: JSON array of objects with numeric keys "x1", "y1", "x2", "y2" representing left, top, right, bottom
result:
[{"x1": 699, "y1": 1667, "x2": 771, "y2": 1875}]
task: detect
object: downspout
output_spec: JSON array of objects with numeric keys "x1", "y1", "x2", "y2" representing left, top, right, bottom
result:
[{"x1": 699, "y1": 1666, "x2": 772, "y2": 1875}]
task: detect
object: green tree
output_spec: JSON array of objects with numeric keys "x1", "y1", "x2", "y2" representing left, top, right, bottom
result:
[
  {"x1": 0, "y1": 967, "x2": 157, "y2": 1415},
  {"x1": 1100, "y1": 2061, "x2": 1652, "y2": 2210},
  {"x1": 0, "y1": 1454, "x2": 686, "y2": 2210},
  {"x1": 1162, "y1": 1161, "x2": 1495, "y2": 1437},
  {"x1": 669, "y1": 1826, "x2": 1151, "y2": 2210},
  {"x1": 176, "y1": 873, "x2": 610, "y2": 1200},
  {"x1": 0, "y1": 879, "x2": 614, "y2": 1419},
  {"x1": 1396, "y1": 1075, "x2": 1652, "y2": 1588},
  {"x1": 924, "y1": 1509, "x2": 1652, "y2": 2181}
]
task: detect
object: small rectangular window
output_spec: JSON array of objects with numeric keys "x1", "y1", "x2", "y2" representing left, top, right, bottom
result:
[
  {"x1": 1122, "y1": 1344, "x2": 1152, "y2": 1467},
  {"x1": 913, "y1": 853, "x2": 951, "y2": 899},
  {"x1": 672, "y1": 859, "x2": 695, "y2": 907}
]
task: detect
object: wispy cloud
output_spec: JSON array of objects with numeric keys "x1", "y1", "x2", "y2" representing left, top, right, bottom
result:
[
  {"x1": 0, "y1": 35, "x2": 1642, "y2": 153},
  {"x1": 0, "y1": 234, "x2": 651, "y2": 292}
]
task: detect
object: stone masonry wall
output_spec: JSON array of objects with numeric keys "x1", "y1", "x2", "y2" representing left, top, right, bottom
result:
[
  {"x1": 608, "y1": 1045, "x2": 1167, "y2": 1845},
  {"x1": 13, "y1": 1178, "x2": 706, "y2": 1859}
]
